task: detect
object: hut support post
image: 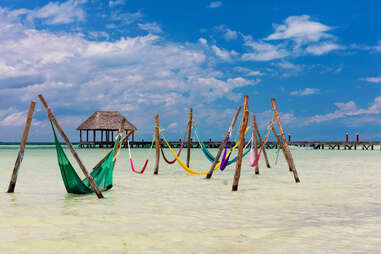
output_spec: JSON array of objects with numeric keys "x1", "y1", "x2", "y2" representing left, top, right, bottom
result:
[
  {"x1": 154, "y1": 114, "x2": 160, "y2": 174},
  {"x1": 253, "y1": 117, "x2": 271, "y2": 168},
  {"x1": 270, "y1": 98, "x2": 300, "y2": 183},
  {"x1": 7, "y1": 101, "x2": 36, "y2": 193},
  {"x1": 252, "y1": 114, "x2": 259, "y2": 174},
  {"x1": 232, "y1": 96, "x2": 249, "y2": 191},
  {"x1": 38, "y1": 94, "x2": 104, "y2": 199},
  {"x1": 186, "y1": 108, "x2": 192, "y2": 168},
  {"x1": 206, "y1": 106, "x2": 241, "y2": 179}
]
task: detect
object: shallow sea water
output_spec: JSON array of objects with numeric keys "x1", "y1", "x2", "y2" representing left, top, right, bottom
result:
[{"x1": 0, "y1": 146, "x2": 380, "y2": 253}]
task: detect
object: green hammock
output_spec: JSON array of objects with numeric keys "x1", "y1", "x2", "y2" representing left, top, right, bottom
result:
[
  {"x1": 193, "y1": 125, "x2": 250, "y2": 165},
  {"x1": 51, "y1": 121, "x2": 120, "y2": 194}
]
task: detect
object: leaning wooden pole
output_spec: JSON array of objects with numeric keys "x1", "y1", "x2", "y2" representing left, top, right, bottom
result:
[
  {"x1": 38, "y1": 94, "x2": 104, "y2": 199},
  {"x1": 153, "y1": 114, "x2": 160, "y2": 174},
  {"x1": 271, "y1": 125, "x2": 292, "y2": 171},
  {"x1": 206, "y1": 106, "x2": 241, "y2": 179},
  {"x1": 270, "y1": 98, "x2": 300, "y2": 183},
  {"x1": 186, "y1": 108, "x2": 192, "y2": 168},
  {"x1": 232, "y1": 96, "x2": 249, "y2": 191},
  {"x1": 252, "y1": 114, "x2": 259, "y2": 175},
  {"x1": 7, "y1": 101, "x2": 36, "y2": 193},
  {"x1": 253, "y1": 118, "x2": 271, "y2": 168}
]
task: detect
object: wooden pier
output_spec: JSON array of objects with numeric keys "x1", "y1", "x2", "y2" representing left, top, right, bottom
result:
[{"x1": 78, "y1": 139, "x2": 381, "y2": 150}]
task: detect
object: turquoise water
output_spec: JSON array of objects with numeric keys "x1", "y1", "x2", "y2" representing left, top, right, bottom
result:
[{"x1": 0, "y1": 146, "x2": 380, "y2": 253}]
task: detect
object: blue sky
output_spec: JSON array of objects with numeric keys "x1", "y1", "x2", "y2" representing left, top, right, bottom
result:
[{"x1": 0, "y1": 0, "x2": 381, "y2": 142}]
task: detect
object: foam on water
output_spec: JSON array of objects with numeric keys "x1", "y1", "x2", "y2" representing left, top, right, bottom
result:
[{"x1": 0, "y1": 147, "x2": 380, "y2": 253}]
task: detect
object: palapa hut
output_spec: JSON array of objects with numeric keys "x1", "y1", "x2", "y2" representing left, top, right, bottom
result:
[{"x1": 77, "y1": 111, "x2": 137, "y2": 148}]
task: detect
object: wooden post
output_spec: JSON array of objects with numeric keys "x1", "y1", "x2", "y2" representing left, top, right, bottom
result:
[
  {"x1": 80, "y1": 130, "x2": 82, "y2": 143},
  {"x1": 288, "y1": 134, "x2": 291, "y2": 142},
  {"x1": 272, "y1": 125, "x2": 292, "y2": 170},
  {"x1": 232, "y1": 96, "x2": 249, "y2": 191},
  {"x1": 93, "y1": 130, "x2": 96, "y2": 144},
  {"x1": 86, "y1": 130, "x2": 89, "y2": 144},
  {"x1": 253, "y1": 115, "x2": 271, "y2": 168},
  {"x1": 186, "y1": 108, "x2": 192, "y2": 168},
  {"x1": 270, "y1": 98, "x2": 300, "y2": 183},
  {"x1": 38, "y1": 94, "x2": 104, "y2": 199},
  {"x1": 356, "y1": 133, "x2": 359, "y2": 143},
  {"x1": 154, "y1": 114, "x2": 160, "y2": 174},
  {"x1": 7, "y1": 101, "x2": 36, "y2": 193},
  {"x1": 346, "y1": 132, "x2": 349, "y2": 143},
  {"x1": 206, "y1": 106, "x2": 241, "y2": 179},
  {"x1": 252, "y1": 114, "x2": 259, "y2": 174}
]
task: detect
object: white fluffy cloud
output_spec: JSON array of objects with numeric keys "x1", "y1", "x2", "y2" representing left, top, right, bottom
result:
[
  {"x1": 305, "y1": 97, "x2": 381, "y2": 124},
  {"x1": 138, "y1": 22, "x2": 162, "y2": 34},
  {"x1": 266, "y1": 15, "x2": 333, "y2": 43},
  {"x1": 242, "y1": 15, "x2": 342, "y2": 62},
  {"x1": 26, "y1": 0, "x2": 85, "y2": 25},
  {"x1": 242, "y1": 40, "x2": 289, "y2": 61},
  {"x1": 306, "y1": 42, "x2": 343, "y2": 55},
  {"x1": 361, "y1": 77, "x2": 381, "y2": 83},
  {"x1": 208, "y1": 1, "x2": 222, "y2": 8},
  {"x1": 109, "y1": 0, "x2": 125, "y2": 8},
  {"x1": 0, "y1": 6, "x2": 258, "y2": 139},
  {"x1": 290, "y1": 88, "x2": 319, "y2": 96}
]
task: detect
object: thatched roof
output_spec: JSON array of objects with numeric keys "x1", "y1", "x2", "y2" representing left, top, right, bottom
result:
[{"x1": 77, "y1": 111, "x2": 137, "y2": 130}]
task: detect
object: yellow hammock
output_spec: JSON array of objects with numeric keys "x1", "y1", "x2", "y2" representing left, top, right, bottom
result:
[{"x1": 159, "y1": 127, "x2": 250, "y2": 175}]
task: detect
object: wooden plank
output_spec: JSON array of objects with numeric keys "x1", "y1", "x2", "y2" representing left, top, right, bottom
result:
[
  {"x1": 38, "y1": 94, "x2": 104, "y2": 199},
  {"x1": 7, "y1": 101, "x2": 36, "y2": 193}
]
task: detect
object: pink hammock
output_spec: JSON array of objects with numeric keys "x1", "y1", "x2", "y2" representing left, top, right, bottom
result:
[
  {"x1": 128, "y1": 137, "x2": 154, "y2": 174},
  {"x1": 250, "y1": 118, "x2": 274, "y2": 167}
]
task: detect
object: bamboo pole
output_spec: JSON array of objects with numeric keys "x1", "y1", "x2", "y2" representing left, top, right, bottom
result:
[
  {"x1": 252, "y1": 114, "x2": 259, "y2": 174},
  {"x1": 186, "y1": 108, "x2": 192, "y2": 168},
  {"x1": 7, "y1": 101, "x2": 36, "y2": 193},
  {"x1": 206, "y1": 106, "x2": 241, "y2": 179},
  {"x1": 271, "y1": 125, "x2": 292, "y2": 170},
  {"x1": 154, "y1": 114, "x2": 160, "y2": 174},
  {"x1": 232, "y1": 96, "x2": 249, "y2": 191},
  {"x1": 38, "y1": 94, "x2": 104, "y2": 199},
  {"x1": 253, "y1": 118, "x2": 271, "y2": 168},
  {"x1": 270, "y1": 98, "x2": 300, "y2": 183}
]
